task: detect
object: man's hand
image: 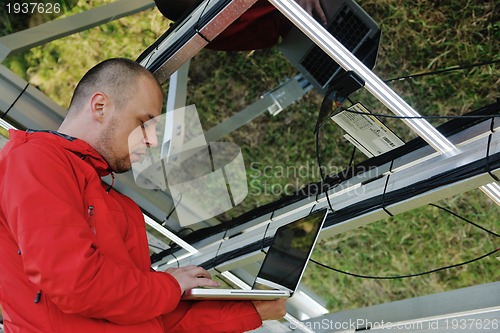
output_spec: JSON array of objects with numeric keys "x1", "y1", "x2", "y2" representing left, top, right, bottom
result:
[
  {"x1": 294, "y1": 0, "x2": 327, "y2": 25},
  {"x1": 252, "y1": 299, "x2": 287, "y2": 321},
  {"x1": 165, "y1": 265, "x2": 220, "y2": 294}
]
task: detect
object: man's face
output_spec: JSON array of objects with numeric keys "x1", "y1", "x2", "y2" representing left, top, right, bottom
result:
[{"x1": 97, "y1": 76, "x2": 163, "y2": 173}]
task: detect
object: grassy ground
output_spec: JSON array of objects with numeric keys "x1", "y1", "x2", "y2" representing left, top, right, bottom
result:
[{"x1": 1, "y1": 0, "x2": 499, "y2": 316}]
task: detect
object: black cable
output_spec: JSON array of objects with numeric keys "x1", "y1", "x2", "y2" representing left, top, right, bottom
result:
[
  {"x1": 169, "y1": 252, "x2": 180, "y2": 268},
  {"x1": 314, "y1": 95, "x2": 361, "y2": 213},
  {"x1": 1, "y1": 82, "x2": 30, "y2": 119},
  {"x1": 200, "y1": 237, "x2": 274, "y2": 270},
  {"x1": 311, "y1": 201, "x2": 499, "y2": 279},
  {"x1": 194, "y1": 0, "x2": 212, "y2": 41},
  {"x1": 340, "y1": 107, "x2": 500, "y2": 120},
  {"x1": 430, "y1": 203, "x2": 500, "y2": 238},
  {"x1": 200, "y1": 125, "x2": 500, "y2": 279},
  {"x1": 260, "y1": 222, "x2": 271, "y2": 253},
  {"x1": 142, "y1": 44, "x2": 158, "y2": 69},
  {"x1": 384, "y1": 59, "x2": 500, "y2": 83},
  {"x1": 167, "y1": 227, "x2": 195, "y2": 247},
  {"x1": 315, "y1": 128, "x2": 335, "y2": 213},
  {"x1": 486, "y1": 117, "x2": 500, "y2": 182},
  {"x1": 164, "y1": 192, "x2": 183, "y2": 222},
  {"x1": 380, "y1": 160, "x2": 394, "y2": 217},
  {"x1": 212, "y1": 228, "x2": 228, "y2": 271},
  {"x1": 310, "y1": 247, "x2": 500, "y2": 279}
]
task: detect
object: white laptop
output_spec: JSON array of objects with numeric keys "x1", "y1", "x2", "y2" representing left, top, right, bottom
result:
[{"x1": 182, "y1": 209, "x2": 328, "y2": 300}]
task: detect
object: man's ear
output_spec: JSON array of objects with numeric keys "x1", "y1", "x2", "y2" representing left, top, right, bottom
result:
[{"x1": 90, "y1": 92, "x2": 107, "y2": 123}]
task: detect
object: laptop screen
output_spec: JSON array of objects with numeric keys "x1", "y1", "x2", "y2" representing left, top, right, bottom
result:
[{"x1": 254, "y1": 209, "x2": 327, "y2": 292}]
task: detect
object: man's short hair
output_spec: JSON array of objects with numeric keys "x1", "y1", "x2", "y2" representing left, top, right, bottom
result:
[{"x1": 68, "y1": 58, "x2": 157, "y2": 112}]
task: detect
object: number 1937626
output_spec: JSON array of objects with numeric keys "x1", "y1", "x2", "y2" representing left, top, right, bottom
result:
[{"x1": 5, "y1": 2, "x2": 61, "y2": 15}]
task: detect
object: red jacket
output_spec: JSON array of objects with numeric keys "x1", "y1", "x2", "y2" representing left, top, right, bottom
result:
[
  {"x1": 208, "y1": 0, "x2": 292, "y2": 51},
  {"x1": 0, "y1": 130, "x2": 261, "y2": 333}
]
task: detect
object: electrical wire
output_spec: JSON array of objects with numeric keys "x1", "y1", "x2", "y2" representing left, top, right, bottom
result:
[
  {"x1": 164, "y1": 192, "x2": 183, "y2": 222},
  {"x1": 167, "y1": 227, "x2": 195, "y2": 247},
  {"x1": 312, "y1": 203, "x2": 500, "y2": 279},
  {"x1": 310, "y1": 201, "x2": 499, "y2": 279},
  {"x1": 327, "y1": 151, "x2": 500, "y2": 225},
  {"x1": 384, "y1": 59, "x2": 500, "y2": 83},
  {"x1": 194, "y1": 0, "x2": 211, "y2": 43},
  {"x1": 314, "y1": 95, "x2": 359, "y2": 213},
  {"x1": 340, "y1": 107, "x2": 500, "y2": 120},
  {"x1": 310, "y1": 247, "x2": 500, "y2": 279},
  {"x1": 194, "y1": 0, "x2": 212, "y2": 32},
  {"x1": 315, "y1": 129, "x2": 335, "y2": 213},
  {"x1": 192, "y1": 95, "x2": 499, "y2": 276},
  {"x1": 1, "y1": 82, "x2": 30, "y2": 119},
  {"x1": 169, "y1": 252, "x2": 180, "y2": 268},
  {"x1": 430, "y1": 203, "x2": 500, "y2": 238}
]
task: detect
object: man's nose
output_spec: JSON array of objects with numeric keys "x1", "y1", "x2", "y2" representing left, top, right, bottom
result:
[{"x1": 144, "y1": 127, "x2": 159, "y2": 148}]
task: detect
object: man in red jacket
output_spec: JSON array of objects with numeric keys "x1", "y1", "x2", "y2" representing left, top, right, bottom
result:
[{"x1": 0, "y1": 58, "x2": 286, "y2": 332}]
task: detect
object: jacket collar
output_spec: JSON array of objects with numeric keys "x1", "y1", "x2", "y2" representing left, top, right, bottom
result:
[{"x1": 13, "y1": 129, "x2": 111, "y2": 177}]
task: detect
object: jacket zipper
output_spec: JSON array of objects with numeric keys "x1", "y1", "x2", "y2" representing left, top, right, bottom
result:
[
  {"x1": 88, "y1": 205, "x2": 96, "y2": 234},
  {"x1": 34, "y1": 290, "x2": 42, "y2": 303},
  {"x1": 17, "y1": 248, "x2": 42, "y2": 303}
]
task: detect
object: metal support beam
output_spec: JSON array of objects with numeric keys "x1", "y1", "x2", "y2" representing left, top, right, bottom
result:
[
  {"x1": 0, "y1": 65, "x2": 65, "y2": 129},
  {"x1": 205, "y1": 74, "x2": 311, "y2": 141},
  {"x1": 0, "y1": 0, "x2": 155, "y2": 61},
  {"x1": 166, "y1": 61, "x2": 190, "y2": 112},
  {"x1": 139, "y1": 0, "x2": 258, "y2": 83},
  {"x1": 290, "y1": 282, "x2": 500, "y2": 333}
]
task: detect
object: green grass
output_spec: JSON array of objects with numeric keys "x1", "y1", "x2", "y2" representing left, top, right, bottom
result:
[{"x1": 1, "y1": 0, "x2": 499, "y2": 317}]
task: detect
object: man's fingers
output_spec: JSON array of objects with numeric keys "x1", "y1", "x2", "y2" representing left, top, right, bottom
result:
[
  {"x1": 167, "y1": 265, "x2": 210, "y2": 278},
  {"x1": 295, "y1": 0, "x2": 327, "y2": 25},
  {"x1": 252, "y1": 299, "x2": 288, "y2": 321},
  {"x1": 303, "y1": 2, "x2": 313, "y2": 16},
  {"x1": 189, "y1": 266, "x2": 213, "y2": 280},
  {"x1": 164, "y1": 266, "x2": 220, "y2": 293},
  {"x1": 196, "y1": 277, "x2": 221, "y2": 288},
  {"x1": 314, "y1": 1, "x2": 327, "y2": 25}
]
